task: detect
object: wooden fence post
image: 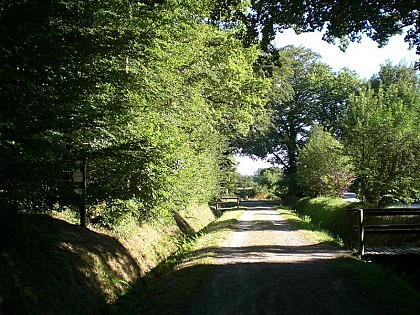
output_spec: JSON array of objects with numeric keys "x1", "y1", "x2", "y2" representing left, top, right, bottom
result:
[
  {"x1": 346, "y1": 210, "x2": 355, "y2": 250},
  {"x1": 357, "y1": 208, "x2": 365, "y2": 257}
]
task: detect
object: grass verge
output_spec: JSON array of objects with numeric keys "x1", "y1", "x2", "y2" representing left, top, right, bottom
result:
[
  {"x1": 334, "y1": 256, "x2": 420, "y2": 314},
  {"x1": 292, "y1": 197, "x2": 352, "y2": 244},
  {"x1": 277, "y1": 207, "x2": 343, "y2": 247},
  {"x1": 111, "y1": 209, "x2": 244, "y2": 314}
]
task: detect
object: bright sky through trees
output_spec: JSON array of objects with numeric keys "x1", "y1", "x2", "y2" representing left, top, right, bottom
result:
[
  {"x1": 275, "y1": 28, "x2": 418, "y2": 79},
  {"x1": 235, "y1": 28, "x2": 418, "y2": 176}
]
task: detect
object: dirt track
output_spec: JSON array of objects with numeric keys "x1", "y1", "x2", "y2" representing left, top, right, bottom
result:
[{"x1": 187, "y1": 202, "x2": 380, "y2": 315}]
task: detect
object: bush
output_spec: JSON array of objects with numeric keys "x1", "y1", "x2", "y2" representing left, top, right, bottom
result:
[
  {"x1": 89, "y1": 199, "x2": 145, "y2": 230},
  {"x1": 296, "y1": 125, "x2": 355, "y2": 197}
]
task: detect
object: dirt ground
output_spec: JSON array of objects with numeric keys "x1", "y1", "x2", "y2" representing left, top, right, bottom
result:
[{"x1": 185, "y1": 202, "x2": 381, "y2": 315}]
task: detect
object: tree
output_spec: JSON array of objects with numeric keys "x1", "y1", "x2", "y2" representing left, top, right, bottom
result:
[
  {"x1": 1, "y1": 0, "x2": 142, "y2": 212},
  {"x1": 314, "y1": 69, "x2": 362, "y2": 138},
  {"x1": 0, "y1": 0, "x2": 269, "y2": 220},
  {"x1": 297, "y1": 125, "x2": 355, "y2": 197},
  {"x1": 238, "y1": 175, "x2": 256, "y2": 188},
  {"x1": 343, "y1": 63, "x2": 420, "y2": 204},
  {"x1": 256, "y1": 166, "x2": 283, "y2": 197},
  {"x1": 236, "y1": 46, "x2": 358, "y2": 194},
  {"x1": 244, "y1": 0, "x2": 419, "y2": 64}
]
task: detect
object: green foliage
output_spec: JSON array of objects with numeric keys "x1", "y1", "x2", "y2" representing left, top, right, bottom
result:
[
  {"x1": 256, "y1": 166, "x2": 283, "y2": 198},
  {"x1": 277, "y1": 208, "x2": 341, "y2": 246},
  {"x1": 257, "y1": 167, "x2": 282, "y2": 187},
  {"x1": 0, "y1": 213, "x2": 137, "y2": 314},
  {"x1": 0, "y1": 202, "x2": 218, "y2": 314},
  {"x1": 297, "y1": 125, "x2": 355, "y2": 197},
  {"x1": 292, "y1": 197, "x2": 352, "y2": 244},
  {"x1": 244, "y1": 0, "x2": 420, "y2": 65},
  {"x1": 237, "y1": 46, "x2": 359, "y2": 195},
  {"x1": 235, "y1": 174, "x2": 257, "y2": 199},
  {"x1": 238, "y1": 174, "x2": 256, "y2": 188},
  {"x1": 89, "y1": 199, "x2": 143, "y2": 229},
  {"x1": 113, "y1": 209, "x2": 243, "y2": 314},
  {"x1": 335, "y1": 257, "x2": 420, "y2": 315},
  {"x1": 343, "y1": 63, "x2": 420, "y2": 204},
  {"x1": 0, "y1": 0, "x2": 269, "y2": 221}
]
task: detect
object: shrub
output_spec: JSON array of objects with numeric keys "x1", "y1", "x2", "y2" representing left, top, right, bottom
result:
[
  {"x1": 89, "y1": 199, "x2": 144, "y2": 229},
  {"x1": 297, "y1": 125, "x2": 355, "y2": 197}
]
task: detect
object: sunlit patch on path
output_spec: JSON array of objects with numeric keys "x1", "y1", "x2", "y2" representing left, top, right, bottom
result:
[
  {"x1": 186, "y1": 202, "x2": 380, "y2": 315},
  {"x1": 217, "y1": 204, "x2": 347, "y2": 264}
]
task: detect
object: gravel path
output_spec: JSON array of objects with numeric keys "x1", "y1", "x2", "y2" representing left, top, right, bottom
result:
[{"x1": 189, "y1": 202, "x2": 381, "y2": 315}]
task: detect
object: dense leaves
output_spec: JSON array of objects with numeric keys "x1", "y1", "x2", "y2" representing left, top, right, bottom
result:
[
  {"x1": 1, "y1": 0, "x2": 138, "y2": 211},
  {"x1": 1, "y1": 0, "x2": 419, "y2": 220},
  {"x1": 0, "y1": 0, "x2": 268, "y2": 220},
  {"x1": 297, "y1": 125, "x2": 355, "y2": 197},
  {"x1": 245, "y1": 0, "x2": 420, "y2": 62},
  {"x1": 343, "y1": 63, "x2": 420, "y2": 204},
  {"x1": 237, "y1": 46, "x2": 359, "y2": 194}
]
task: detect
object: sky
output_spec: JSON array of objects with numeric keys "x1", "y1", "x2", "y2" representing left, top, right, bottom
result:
[{"x1": 235, "y1": 28, "x2": 418, "y2": 176}]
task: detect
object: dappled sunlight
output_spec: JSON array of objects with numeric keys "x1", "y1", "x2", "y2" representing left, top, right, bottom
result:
[
  {"x1": 173, "y1": 205, "x2": 375, "y2": 314},
  {"x1": 0, "y1": 214, "x2": 142, "y2": 314},
  {"x1": 112, "y1": 202, "x2": 381, "y2": 314},
  {"x1": 180, "y1": 206, "x2": 347, "y2": 269},
  {"x1": 216, "y1": 244, "x2": 345, "y2": 263},
  {"x1": 180, "y1": 243, "x2": 346, "y2": 268}
]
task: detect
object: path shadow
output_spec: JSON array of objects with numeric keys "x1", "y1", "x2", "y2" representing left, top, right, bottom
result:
[
  {"x1": 184, "y1": 243, "x2": 347, "y2": 262},
  {"x1": 110, "y1": 205, "x2": 355, "y2": 315},
  {"x1": 119, "y1": 258, "x2": 383, "y2": 315}
]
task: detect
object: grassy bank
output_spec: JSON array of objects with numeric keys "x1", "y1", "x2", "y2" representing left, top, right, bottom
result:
[
  {"x1": 0, "y1": 204, "x2": 218, "y2": 314},
  {"x1": 276, "y1": 208, "x2": 342, "y2": 247},
  {"x1": 292, "y1": 197, "x2": 355, "y2": 244},
  {"x1": 111, "y1": 209, "x2": 244, "y2": 314}
]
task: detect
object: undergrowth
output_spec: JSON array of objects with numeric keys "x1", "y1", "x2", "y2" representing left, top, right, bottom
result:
[
  {"x1": 334, "y1": 256, "x2": 420, "y2": 314},
  {"x1": 1, "y1": 203, "x2": 218, "y2": 315}
]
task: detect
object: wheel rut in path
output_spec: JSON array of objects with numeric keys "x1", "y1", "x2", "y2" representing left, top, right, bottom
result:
[{"x1": 188, "y1": 202, "x2": 380, "y2": 315}]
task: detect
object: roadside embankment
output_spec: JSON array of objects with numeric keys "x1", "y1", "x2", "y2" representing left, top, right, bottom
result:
[{"x1": 0, "y1": 204, "x2": 218, "y2": 314}]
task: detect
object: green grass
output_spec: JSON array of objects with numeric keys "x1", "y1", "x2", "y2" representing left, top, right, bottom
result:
[
  {"x1": 110, "y1": 209, "x2": 244, "y2": 314},
  {"x1": 0, "y1": 204, "x2": 220, "y2": 315},
  {"x1": 292, "y1": 196, "x2": 357, "y2": 244},
  {"x1": 0, "y1": 214, "x2": 126, "y2": 314},
  {"x1": 277, "y1": 207, "x2": 343, "y2": 247}
]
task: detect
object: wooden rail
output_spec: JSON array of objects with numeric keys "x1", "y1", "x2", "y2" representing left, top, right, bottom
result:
[
  {"x1": 346, "y1": 208, "x2": 420, "y2": 256},
  {"x1": 216, "y1": 197, "x2": 241, "y2": 211}
]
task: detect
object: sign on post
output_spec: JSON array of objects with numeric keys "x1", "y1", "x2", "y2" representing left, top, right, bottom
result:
[
  {"x1": 72, "y1": 171, "x2": 83, "y2": 183},
  {"x1": 72, "y1": 160, "x2": 87, "y2": 227}
]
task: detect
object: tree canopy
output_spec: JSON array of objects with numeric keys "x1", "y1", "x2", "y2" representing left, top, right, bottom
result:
[
  {"x1": 0, "y1": 0, "x2": 269, "y2": 220},
  {"x1": 1, "y1": 0, "x2": 419, "y2": 221},
  {"x1": 343, "y1": 63, "x2": 420, "y2": 204},
  {"x1": 297, "y1": 125, "x2": 355, "y2": 197},
  {"x1": 244, "y1": 0, "x2": 420, "y2": 62},
  {"x1": 236, "y1": 46, "x2": 360, "y2": 194}
]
